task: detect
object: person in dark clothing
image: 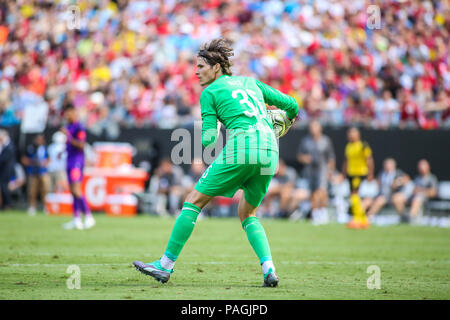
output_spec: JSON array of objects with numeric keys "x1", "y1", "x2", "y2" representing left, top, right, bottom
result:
[
  {"x1": 21, "y1": 134, "x2": 51, "y2": 215},
  {"x1": 0, "y1": 130, "x2": 16, "y2": 210},
  {"x1": 153, "y1": 157, "x2": 184, "y2": 215}
]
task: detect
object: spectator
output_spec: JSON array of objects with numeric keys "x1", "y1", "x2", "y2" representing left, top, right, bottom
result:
[
  {"x1": 399, "y1": 90, "x2": 426, "y2": 129},
  {"x1": 358, "y1": 177, "x2": 380, "y2": 214},
  {"x1": 181, "y1": 158, "x2": 206, "y2": 203},
  {"x1": 374, "y1": 90, "x2": 400, "y2": 129},
  {"x1": 426, "y1": 91, "x2": 450, "y2": 127},
  {"x1": 0, "y1": 100, "x2": 20, "y2": 127},
  {"x1": 366, "y1": 158, "x2": 413, "y2": 219},
  {"x1": 8, "y1": 162, "x2": 26, "y2": 200},
  {"x1": 297, "y1": 120, "x2": 335, "y2": 224},
  {"x1": 0, "y1": 129, "x2": 15, "y2": 210},
  {"x1": 149, "y1": 157, "x2": 184, "y2": 216},
  {"x1": 329, "y1": 171, "x2": 351, "y2": 223},
  {"x1": 260, "y1": 159, "x2": 297, "y2": 218},
  {"x1": 21, "y1": 134, "x2": 50, "y2": 215},
  {"x1": 392, "y1": 159, "x2": 438, "y2": 223},
  {"x1": 287, "y1": 176, "x2": 311, "y2": 221},
  {"x1": 180, "y1": 158, "x2": 215, "y2": 217}
]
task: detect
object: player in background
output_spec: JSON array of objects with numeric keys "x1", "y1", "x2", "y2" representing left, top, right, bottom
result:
[
  {"x1": 60, "y1": 103, "x2": 95, "y2": 230},
  {"x1": 297, "y1": 120, "x2": 335, "y2": 225},
  {"x1": 133, "y1": 38, "x2": 299, "y2": 287},
  {"x1": 342, "y1": 127, "x2": 374, "y2": 229}
]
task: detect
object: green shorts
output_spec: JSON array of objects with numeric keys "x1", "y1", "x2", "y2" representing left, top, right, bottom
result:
[{"x1": 194, "y1": 149, "x2": 279, "y2": 208}]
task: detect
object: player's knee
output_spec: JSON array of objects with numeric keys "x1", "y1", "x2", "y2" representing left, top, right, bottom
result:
[
  {"x1": 296, "y1": 189, "x2": 310, "y2": 200},
  {"x1": 311, "y1": 190, "x2": 319, "y2": 200},
  {"x1": 70, "y1": 184, "x2": 82, "y2": 197},
  {"x1": 73, "y1": 190, "x2": 82, "y2": 198},
  {"x1": 392, "y1": 193, "x2": 404, "y2": 204},
  {"x1": 238, "y1": 210, "x2": 256, "y2": 222},
  {"x1": 185, "y1": 189, "x2": 211, "y2": 209},
  {"x1": 412, "y1": 196, "x2": 423, "y2": 205}
]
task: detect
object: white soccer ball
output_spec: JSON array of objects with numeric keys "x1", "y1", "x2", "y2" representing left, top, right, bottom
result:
[{"x1": 267, "y1": 109, "x2": 293, "y2": 138}]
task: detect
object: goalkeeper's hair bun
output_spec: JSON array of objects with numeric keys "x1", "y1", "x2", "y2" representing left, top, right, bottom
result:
[{"x1": 198, "y1": 38, "x2": 234, "y2": 76}]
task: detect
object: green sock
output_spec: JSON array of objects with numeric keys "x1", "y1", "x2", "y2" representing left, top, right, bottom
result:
[
  {"x1": 163, "y1": 202, "x2": 201, "y2": 262},
  {"x1": 242, "y1": 216, "x2": 272, "y2": 264}
]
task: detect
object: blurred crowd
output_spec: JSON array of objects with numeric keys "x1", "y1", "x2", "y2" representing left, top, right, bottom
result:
[{"x1": 0, "y1": 0, "x2": 449, "y2": 133}]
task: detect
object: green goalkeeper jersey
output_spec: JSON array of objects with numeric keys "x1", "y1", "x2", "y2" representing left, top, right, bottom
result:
[{"x1": 200, "y1": 75, "x2": 299, "y2": 152}]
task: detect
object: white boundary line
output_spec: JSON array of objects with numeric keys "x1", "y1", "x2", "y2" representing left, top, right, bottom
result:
[{"x1": 4, "y1": 260, "x2": 450, "y2": 267}]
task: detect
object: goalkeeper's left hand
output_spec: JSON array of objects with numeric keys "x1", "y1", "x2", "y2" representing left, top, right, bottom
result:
[
  {"x1": 267, "y1": 109, "x2": 296, "y2": 138},
  {"x1": 283, "y1": 115, "x2": 296, "y2": 137},
  {"x1": 287, "y1": 116, "x2": 296, "y2": 126}
]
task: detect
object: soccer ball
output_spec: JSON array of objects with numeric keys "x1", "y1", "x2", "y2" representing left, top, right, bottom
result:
[{"x1": 267, "y1": 109, "x2": 294, "y2": 138}]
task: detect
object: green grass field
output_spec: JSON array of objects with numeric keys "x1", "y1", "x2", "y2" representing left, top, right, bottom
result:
[{"x1": 0, "y1": 211, "x2": 449, "y2": 300}]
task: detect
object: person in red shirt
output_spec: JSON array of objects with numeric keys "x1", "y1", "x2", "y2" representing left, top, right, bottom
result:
[{"x1": 399, "y1": 90, "x2": 426, "y2": 128}]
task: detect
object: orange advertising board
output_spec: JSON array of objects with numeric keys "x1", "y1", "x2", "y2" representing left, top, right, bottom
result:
[
  {"x1": 45, "y1": 142, "x2": 147, "y2": 216},
  {"x1": 81, "y1": 166, "x2": 148, "y2": 211}
]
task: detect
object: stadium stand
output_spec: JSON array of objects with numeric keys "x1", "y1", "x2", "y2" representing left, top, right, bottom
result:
[{"x1": 0, "y1": 0, "x2": 448, "y2": 130}]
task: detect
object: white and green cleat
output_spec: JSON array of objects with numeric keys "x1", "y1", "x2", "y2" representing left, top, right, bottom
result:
[
  {"x1": 133, "y1": 260, "x2": 173, "y2": 283},
  {"x1": 262, "y1": 268, "x2": 279, "y2": 287}
]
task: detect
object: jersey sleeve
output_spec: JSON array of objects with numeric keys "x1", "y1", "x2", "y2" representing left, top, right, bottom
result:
[
  {"x1": 255, "y1": 80, "x2": 299, "y2": 120},
  {"x1": 200, "y1": 89, "x2": 218, "y2": 148},
  {"x1": 430, "y1": 175, "x2": 438, "y2": 189},
  {"x1": 363, "y1": 142, "x2": 372, "y2": 158}
]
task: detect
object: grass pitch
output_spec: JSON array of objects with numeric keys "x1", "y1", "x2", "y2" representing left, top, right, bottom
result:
[{"x1": 0, "y1": 211, "x2": 449, "y2": 300}]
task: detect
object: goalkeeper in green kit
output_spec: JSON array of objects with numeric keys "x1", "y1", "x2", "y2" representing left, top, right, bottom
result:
[{"x1": 133, "y1": 38, "x2": 299, "y2": 287}]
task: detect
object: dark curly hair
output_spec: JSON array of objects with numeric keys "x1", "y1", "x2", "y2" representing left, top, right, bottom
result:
[{"x1": 197, "y1": 38, "x2": 234, "y2": 76}]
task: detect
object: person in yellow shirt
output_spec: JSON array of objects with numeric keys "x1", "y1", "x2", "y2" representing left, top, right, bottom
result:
[
  {"x1": 90, "y1": 57, "x2": 111, "y2": 90},
  {"x1": 342, "y1": 127, "x2": 374, "y2": 229}
]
